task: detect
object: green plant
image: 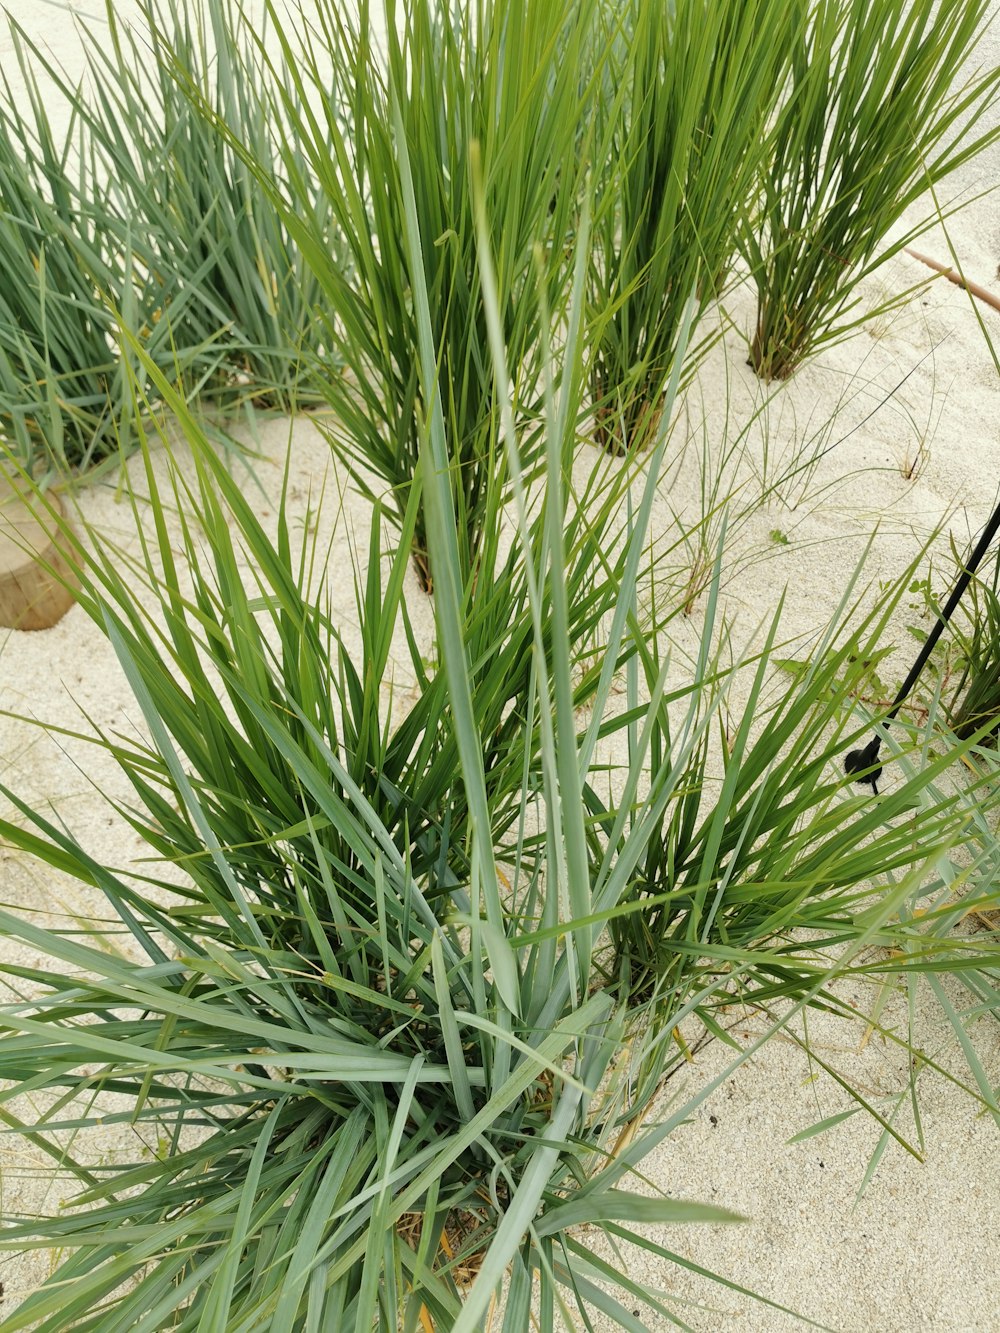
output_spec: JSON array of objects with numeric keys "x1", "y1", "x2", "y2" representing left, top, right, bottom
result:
[
  {"x1": 950, "y1": 542, "x2": 1000, "y2": 741},
  {"x1": 589, "y1": 0, "x2": 795, "y2": 453},
  {"x1": 908, "y1": 539, "x2": 1000, "y2": 743},
  {"x1": 17, "y1": 0, "x2": 338, "y2": 413},
  {"x1": 0, "y1": 37, "x2": 120, "y2": 473},
  {"x1": 0, "y1": 191, "x2": 813, "y2": 1329},
  {"x1": 0, "y1": 1, "x2": 305, "y2": 475},
  {"x1": 895, "y1": 378, "x2": 941, "y2": 482},
  {"x1": 115, "y1": 0, "x2": 343, "y2": 407},
  {"x1": 745, "y1": 0, "x2": 1000, "y2": 381},
  {"x1": 228, "y1": 0, "x2": 600, "y2": 588},
  {"x1": 600, "y1": 541, "x2": 1000, "y2": 1073}
]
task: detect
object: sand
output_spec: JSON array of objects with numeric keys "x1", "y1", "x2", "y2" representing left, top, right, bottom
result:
[{"x1": 0, "y1": 2, "x2": 998, "y2": 1329}]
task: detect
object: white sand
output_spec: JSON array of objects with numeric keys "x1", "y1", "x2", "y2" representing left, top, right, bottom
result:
[{"x1": 1, "y1": 2, "x2": 999, "y2": 1329}]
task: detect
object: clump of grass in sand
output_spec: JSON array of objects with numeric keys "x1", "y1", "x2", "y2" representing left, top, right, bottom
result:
[
  {"x1": 0, "y1": 195, "x2": 773, "y2": 1332},
  {"x1": 78, "y1": 0, "x2": 338, "y2": 410},
  {"x1": 921, "y1": 537, "x2": 1000, "y2": 744},
  {"x1": 0, "y1": 31, "x2": 122, "y2": 475},
  {"x1": 240, "y1": 0, "x2": 599, "y2": 589},
  {"x1": 1, "y1": 0, "x2": 335, "y2": 476},
  {"x1": 589, "y1": 0, "x2": 794, "y2": 454},
  {"x1": 745, "y1": 0, "x2": 1000, "y2": 381}
]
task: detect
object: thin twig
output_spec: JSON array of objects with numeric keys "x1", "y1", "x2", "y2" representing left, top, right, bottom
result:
[{"x1": 905, "y1": 246, "x2": 1000, "y2": 314}]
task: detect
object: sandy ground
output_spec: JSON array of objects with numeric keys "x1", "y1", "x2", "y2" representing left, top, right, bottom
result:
[{"x1": 1, "y1": 2, "x2": 999, "y2": 1330}]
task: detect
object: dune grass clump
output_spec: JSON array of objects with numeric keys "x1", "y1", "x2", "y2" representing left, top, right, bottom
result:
[
  {"x1": 951, "y1": 564, "x2": 1000, "y2": 743},
  {"x1": 0, "y1": 13, "x2": 209, "y2": 476},
  {"x1": 237, "y1": 0, "x2": 600, "y2": 588},
  {"x1": 10, "y1": 0, "x2": 339, "y2": 419},
  {"x1": 598, "y1": 549, "x2": 1000, "y2": 1114},
  {"x1": 0, "y1": 213, "x2": 761, "y2": 1331},
  {"x1": 1, "y1": 0, "x2": 330, "y2": 476},
  {"x1": 923, "y1": 538, "x2": 1000, "y2": 743},
  {"x1": 0, "y1": 47, "x2": 121, "y2": 474},
  {"x1": 589, "y1": 0, "x2": 795, "y2": 454},
  {"x1": 79, "y1": 0, "x2": 338, "y2": 410},
  {"x1": 745, "y1": 0, "x2": 1000, "y2": 381}
]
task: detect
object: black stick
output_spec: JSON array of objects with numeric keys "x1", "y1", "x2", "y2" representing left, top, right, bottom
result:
[{"x1": 845, "y1": 498, "x2": 1000, "y2": 794}]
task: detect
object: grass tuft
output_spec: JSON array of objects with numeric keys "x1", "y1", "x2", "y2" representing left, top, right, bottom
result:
[
  {"x1": 589, "y1": 0, "x2": 795, "y2": 453},
  {"x1": 745, "y1": 0, "x2": 1000, "y2": 380}
]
